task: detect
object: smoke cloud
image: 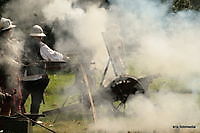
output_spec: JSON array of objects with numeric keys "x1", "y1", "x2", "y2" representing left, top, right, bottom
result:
[
  {"x1": 3, "y1": 0, "x2": 200, "y2": 132},
  {"x1": 88, "y1": 0, "x2": 200, "y2": 132},
  {"x1": 91, "y1": 92, "x2": 200, "y2": 132},
  {"x1": 0, "y1": 28, "x2": 23, "y2": 90},
  {"x1": 43, "y1": 0, "x2": 108, "y2": 66},
  {"x1": 111, "y1": 0, "x2": 200, "y2": 77}
]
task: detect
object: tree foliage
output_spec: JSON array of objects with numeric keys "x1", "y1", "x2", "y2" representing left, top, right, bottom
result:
[{"x1": 172, "y1": 0, "x2": 200, "y2": 11}]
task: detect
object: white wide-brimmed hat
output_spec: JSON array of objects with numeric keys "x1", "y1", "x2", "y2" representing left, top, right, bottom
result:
[
  {"x1": 30, "y1": 25, "x2": 46, "y2": 37},
  {"x1": 0, "y1": 17, "x2": 16, "y2": 32}
]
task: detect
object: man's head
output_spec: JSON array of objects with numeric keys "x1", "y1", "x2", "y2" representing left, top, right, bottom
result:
[
  {"x1": 0, "y1": 17, "x2": 16, "y2": 36},
  {"x1": 30, "y1": 25, "x2": 46, "y2": 40}
]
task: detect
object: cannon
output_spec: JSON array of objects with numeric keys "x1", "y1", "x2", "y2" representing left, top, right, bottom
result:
[
  {"x1": 93, "y1": 33, "x2": 161, "y2": 111},
  {"x1": 108, "y1": 75, "x2": 144, "y2": 104},
  {"x1": 103, "y1": 74, "x2": 159, "y2": 111}
]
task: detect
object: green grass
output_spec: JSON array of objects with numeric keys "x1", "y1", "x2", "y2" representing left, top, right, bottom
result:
[
  {"x1": 41, "y1": 73, "x2": 75, "y2": 111},
  {"x1": 26, "y1": 66, "x2": 198, "y2": 133},
  {"x1": 24, "y1": 73, "x2": 75, "y2": 112},
  {"x1": 23, "y1": 73, "x2": 93, "y2": 133}
]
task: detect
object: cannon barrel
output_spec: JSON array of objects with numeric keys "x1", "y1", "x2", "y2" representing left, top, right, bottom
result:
[{"x1": 107, "y1": 75, "x2": 145, "y2": 104}]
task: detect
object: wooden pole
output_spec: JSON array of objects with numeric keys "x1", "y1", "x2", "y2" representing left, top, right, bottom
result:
[{"x1": 80, "y1": 64, "x2": 96, "y2": 123}]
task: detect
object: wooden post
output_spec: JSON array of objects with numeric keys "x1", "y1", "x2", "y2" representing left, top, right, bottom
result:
[{"x1": 80, "y1": 64, "x2": 96, "y2": 123}]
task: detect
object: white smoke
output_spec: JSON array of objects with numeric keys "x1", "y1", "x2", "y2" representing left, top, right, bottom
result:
[
  {"x1": 42, "y1": 0, "x2": 111, "y2": 78},
  {"x1": 91, "y1": 92, "x2": 200, "y2": 132},
  {"x1": 111, "y1": 0, "x2": 200, "y2": 77},
  {"x1": 43, "y1": 0, "x2": 84, "y2": 22},
  {"x1": 3, "y1": 0, "x2": 200, "y2": 132},
  {"x1": 89, "y1": 0, "x2": 200, "y2": 132}
]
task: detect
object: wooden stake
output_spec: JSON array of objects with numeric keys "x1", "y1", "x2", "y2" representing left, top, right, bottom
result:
[{"x1": 80, "y1": 64, "x2": 96, "y2": 123}]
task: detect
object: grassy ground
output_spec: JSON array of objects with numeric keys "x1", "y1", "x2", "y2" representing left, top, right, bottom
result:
[
  {"x1": 24, "y1": 73, "x2": 75, "y2": 112},
  {"x1": 25, "y1": 69, "x2": 200, "y2": 133},
  {"x1": 23, "y1": 72, "x2": 93, "y2": 133}
]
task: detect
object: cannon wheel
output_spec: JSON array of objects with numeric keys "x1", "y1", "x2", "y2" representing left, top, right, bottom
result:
[{"x1": 108, "y1": 76, "x2": 145, "y2": 112}]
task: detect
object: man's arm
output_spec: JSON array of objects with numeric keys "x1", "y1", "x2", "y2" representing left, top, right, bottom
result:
[{"x1": 40, "y1": 44, "x2": 64, "y2": 61}]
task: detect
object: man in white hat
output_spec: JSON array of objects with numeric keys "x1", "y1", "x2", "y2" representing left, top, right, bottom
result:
[
  {"x1": 21, "y1": 25, "x2": 64, "y2": 120},
  {"x1": 29, "y1": 25, "x2": 64, "y2": 61},
  {"x1": 0, "y1": 17, "x2": 22, "y2": 116},
  {"x1": 0, "y1": 17, "x2": 16, "y2": 32}
]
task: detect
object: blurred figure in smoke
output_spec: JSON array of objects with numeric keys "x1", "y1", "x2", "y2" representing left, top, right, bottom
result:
[
  {"x1": 0, "y1": 17, "x2": 22, "y2": 116},
  {"x1": 21, "y1": 25, "x2": 64, "y2": 120}
]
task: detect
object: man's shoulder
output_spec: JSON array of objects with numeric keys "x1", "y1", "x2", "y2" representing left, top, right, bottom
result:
[
  {"x1": 40, "y1": 42, "x2": 53, "y2": 52},
  {"x1": 40, "y1": 42, "x2": 52, "y2": 51},
  {"x1": 40, "y1": 41, "x2": 47, "y2": 47}
]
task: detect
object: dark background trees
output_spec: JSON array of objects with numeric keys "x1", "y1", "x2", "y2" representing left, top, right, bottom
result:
[{"x1": 172, "y1": 0, "x2": 200, "y2": 11}]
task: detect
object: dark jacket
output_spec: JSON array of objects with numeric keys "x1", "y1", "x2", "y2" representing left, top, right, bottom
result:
[{"x1": 21, "y1": 37, "x2": 46, "y2": 76}]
